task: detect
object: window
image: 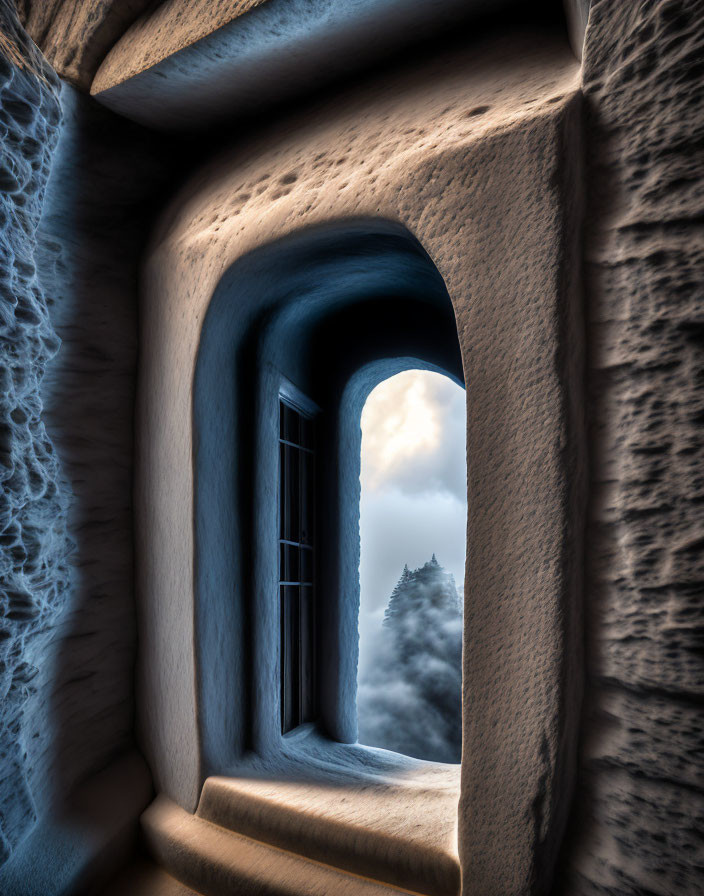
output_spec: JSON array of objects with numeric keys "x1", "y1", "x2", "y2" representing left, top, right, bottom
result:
[
  {"x1": 356, "y1": 370, "x2": 466, "y2": 763},
  {"x1": 279, "y1": 397, "x2": 316, "y2": 733}
]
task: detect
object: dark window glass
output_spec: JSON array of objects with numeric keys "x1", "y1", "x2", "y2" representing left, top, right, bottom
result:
[{"x1": 279, "y1": 398, "x2": 316, "y2": 733}]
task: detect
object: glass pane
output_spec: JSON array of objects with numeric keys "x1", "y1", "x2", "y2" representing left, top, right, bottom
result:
[
  {"x1": 282, "y1": 585, "x2": 300, "y2": 732},
  {"x1": 279, "y1": 441, "x2": 286, "y2": 538},
  {"x1": 299, "y1": 449, "x2": 312, "y2": 545},
  {"x1": 300, "y1": 586, "x2": 314, "y2": 721},
  {"x1": 279, "y1": 394, "x2": 317, "y2": 732},
  {"x1": 282, "y1": 403, "x2": 299, "y2": 444},
  {"x1": 300, "y1": 415, "x2": 313, "y2": 450},
  {"x1": 288, "y1": 446, "x2": 299, "y2": 543},
  {"x1": 288, "y1": 545, "x2": 300, "y2": 583},
  {"x1": 300, "y1": 548, "x2": 313, "y2": 585}
]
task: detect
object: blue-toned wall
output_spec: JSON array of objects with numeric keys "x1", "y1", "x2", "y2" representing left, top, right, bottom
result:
[
  {"x1": 0, "y1": 3, "x2": 69, "y2": 861},
  {"x1": 0, "y1": 5, "x2": 172, "y2": 890}
]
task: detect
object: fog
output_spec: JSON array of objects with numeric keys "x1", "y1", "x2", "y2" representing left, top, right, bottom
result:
[{"x1": 357, "y1": 370, "x2": 466, "y2": 763}]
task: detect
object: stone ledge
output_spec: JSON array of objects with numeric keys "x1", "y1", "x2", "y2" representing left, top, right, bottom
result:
[
  {"x1": 142, "y1": 794, "x2": 429, "y2": 896},
  {"x1": 197, "y1": 737, "x2": 460, "y2": 896}
]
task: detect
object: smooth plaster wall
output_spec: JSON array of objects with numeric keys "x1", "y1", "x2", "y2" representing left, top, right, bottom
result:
[{"x1": 136, "y1": 33, "x2": 584, "y2": 895}]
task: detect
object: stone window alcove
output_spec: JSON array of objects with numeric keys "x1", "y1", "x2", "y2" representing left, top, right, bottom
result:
[
  {"x1": 136, "y1": 84, "x2": 585, "y2": 889},
  {"x1": 148, "y1": 221, "x2": 467, "y2": 895},
  {"x1": 191, "y1": 220, "x2": 464, "y2": 759}
]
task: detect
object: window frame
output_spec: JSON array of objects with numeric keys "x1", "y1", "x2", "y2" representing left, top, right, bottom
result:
[{"x1": 277, "y1": 379, "x2": 320, "y2": 735}]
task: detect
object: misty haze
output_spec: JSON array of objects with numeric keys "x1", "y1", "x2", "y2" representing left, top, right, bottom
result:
[{"x1": 357, "y1": 370, "x2": 466, "y2": 763}]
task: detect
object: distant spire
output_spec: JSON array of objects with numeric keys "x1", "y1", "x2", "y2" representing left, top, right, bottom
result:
[{"x1": 431, "y1": 553, "x2": 439, "y2": 566}]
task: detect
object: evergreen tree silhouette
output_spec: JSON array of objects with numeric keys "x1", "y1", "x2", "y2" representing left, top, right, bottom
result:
[{"x1": 358, "y1": 555, "x2": 463, "y2": 763}]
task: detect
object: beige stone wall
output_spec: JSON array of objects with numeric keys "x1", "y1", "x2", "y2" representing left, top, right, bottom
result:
[{"x1": 15, "y1": 0, "x2": 154, "y2": 89}]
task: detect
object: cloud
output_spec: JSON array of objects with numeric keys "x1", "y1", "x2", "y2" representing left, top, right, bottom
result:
[
  {"x1": 359, "y1": 489, "x2": 466, "y2": 619},
  {"x1": 360, "y1": 370, "x2": 466, "y2": 503}
]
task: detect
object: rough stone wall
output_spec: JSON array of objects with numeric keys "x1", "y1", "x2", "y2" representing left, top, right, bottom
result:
[
  {"x1": 1, "y1": 5, "x2": 178, "y2": 878},
  {"x1": 0, "y1": 2, "x2": 70, "y2": 863},
  {"x1": 15, "y1": 0, "x2": 156, "y2": 90},
  {"x1": 558, "y1": 1, "x2": 704, "y2": 893},
  {"x1": 28, "y1": 83, "x2": 163, "y2": 814}
]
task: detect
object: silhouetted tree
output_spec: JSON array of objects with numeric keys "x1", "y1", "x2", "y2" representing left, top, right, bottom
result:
[{"x1": 358, "y1": 556, "x2": 463, "y2": 763}]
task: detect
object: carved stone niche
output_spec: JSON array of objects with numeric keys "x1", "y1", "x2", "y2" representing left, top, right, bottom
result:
[{"x1": 135, "y1": 34, "x2": 585, "y2": 895}]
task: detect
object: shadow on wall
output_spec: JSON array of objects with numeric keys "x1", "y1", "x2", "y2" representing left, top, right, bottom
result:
[{"x1": 1, "y1": 3, "x2": 180, "y2": 884}]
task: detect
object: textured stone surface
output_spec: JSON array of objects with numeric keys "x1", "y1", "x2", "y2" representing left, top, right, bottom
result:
[
  {"x1": 189, "y1": 220, "x2": 462, "y2": 789},
  {"x1": 102, "y1": 860, "x2": 201, "y2": 896},
  {"x1": 1, "y1": 2, "x2": 172, "y2": 884},
  {"x1": 141, "y1": 794, "x2": 443, "y2": 896},
  {"x1": 94, "y1": 0, "x2": 267, "y2": 88},
  {"x1": 0, "y1": 0, "x2": 69, "y2": 864},
  {"x1": 198, "y1": 735, "x2": 460, "y2": 896},
  {"x1": 134, "y1": 33, "x2": 583, "y2": 895},
  {"x1": 0, "y1": 750, "x2": 152, "y2": 896},
  {"x1": 4, "y1": 0, "x2": 701, "y2": 892},
  {"x1": 15, "y1": 0, "x2": 156, "y2": 90},
  {"x1": 91, "y1": 0, "x2": 514, "y2": 130},
  {"x1": 31, "y1": 82, "x2": 163, "y2": 813},
  {"x1": 557, "y1": 1, "x2": 704, "y2": 893}
]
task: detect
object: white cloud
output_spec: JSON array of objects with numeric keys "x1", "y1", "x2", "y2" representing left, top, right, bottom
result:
[
  {"x1": 360, "y1": 370, "x2": 466, "y2": 502},
  {"x1": 358, "y1": 369, "x2": 467, "y2": 626}
]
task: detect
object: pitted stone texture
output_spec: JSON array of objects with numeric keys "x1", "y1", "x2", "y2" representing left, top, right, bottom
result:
[
  {"x1": 558, "y1": 1, "x2": 704, "y2": 893},
  {"x1": 93, "y1": 0, "x2": 267, "y2": 89},
  {"x1": 18, "y1": 81, "x2": 175, "y2": 890},
  {"x1": 566, "y1": 770, "x2": 704, "y2": 896},
  {"x1": 0, "y1": 1, "x2": 68, "y2": 865},
  {"x1": 15, "y1": 0, "x2": 156, "y2": 90},
  {"x1": 2, "y1": 5, "x2": 172, "y2": 880}
]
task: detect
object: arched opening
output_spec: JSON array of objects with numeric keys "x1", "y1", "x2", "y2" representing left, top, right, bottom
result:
[
  {"x1": 191, "y1": 220, "x2": 464, "y2": 772},
  {"x1": 185, "y1": 220, "x2": 465, "y2": 895},
  {"x1": 138, "y1": 163, "x2": 586, "y2": 892},
  {"x1": 357, "y1": 369, "x2": 466, "y2": 764}
]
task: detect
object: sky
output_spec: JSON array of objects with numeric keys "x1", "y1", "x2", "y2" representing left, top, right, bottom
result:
[{"x1": 358, "y1": 369, "x2": 467, "y2": 665}]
